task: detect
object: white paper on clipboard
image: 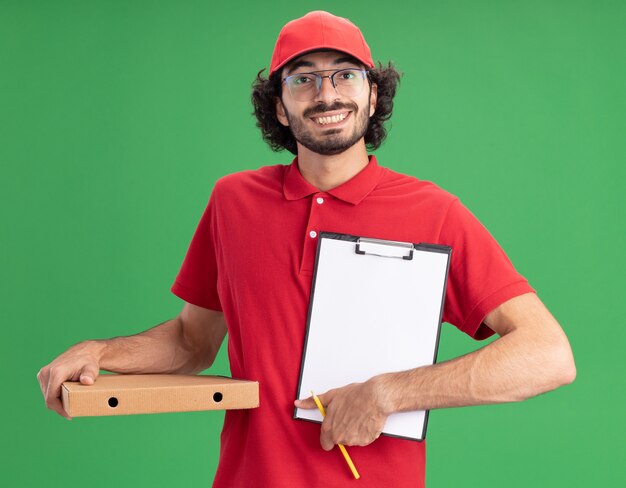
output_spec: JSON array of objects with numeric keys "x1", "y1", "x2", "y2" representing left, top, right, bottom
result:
[{"x1": 294, "y1": 232, "x2": 451, "y2": 441}]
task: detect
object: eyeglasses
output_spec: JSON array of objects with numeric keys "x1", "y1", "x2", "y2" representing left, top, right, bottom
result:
[{"x1": 282, "y1": 68, "x2": 369, "y2": 101}]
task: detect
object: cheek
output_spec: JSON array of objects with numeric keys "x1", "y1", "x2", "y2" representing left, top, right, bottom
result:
[{"x1": 280, "y1": 101, "x2": 305, "y2": 127}]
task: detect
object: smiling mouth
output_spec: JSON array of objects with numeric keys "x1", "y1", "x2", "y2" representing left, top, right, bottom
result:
[{"x1": 310, "y1": 111, "x2": 351, "y2": 126}]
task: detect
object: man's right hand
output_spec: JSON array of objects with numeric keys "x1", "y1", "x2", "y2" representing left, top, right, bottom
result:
[
  {"x1": 37, "y1": 340, "x2": 105, "y2": 419},
  {"x1": 37, "y1": 304, "x2": 228, "y2": 419}
]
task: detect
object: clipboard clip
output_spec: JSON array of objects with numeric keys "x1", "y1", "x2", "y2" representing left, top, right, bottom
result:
[{"x1": 355, "y1": 237, "x2": 414, "y2": 261}]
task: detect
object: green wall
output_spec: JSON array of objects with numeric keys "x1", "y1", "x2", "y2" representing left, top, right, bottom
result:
[{"x1": 1, "y1": 1, "x2": 624, "y2": 486}]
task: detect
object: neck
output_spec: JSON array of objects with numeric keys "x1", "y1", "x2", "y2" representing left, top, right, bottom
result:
[{"x1": 296, "y1": 140, "x2": 370, "y2": 192}]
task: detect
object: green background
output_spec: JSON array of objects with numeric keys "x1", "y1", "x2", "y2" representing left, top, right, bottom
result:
[{"x1": 1, "y1": 0, "x2": 624, "y2": 486}]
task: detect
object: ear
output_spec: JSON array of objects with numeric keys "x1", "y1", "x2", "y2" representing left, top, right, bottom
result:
[
  {"x1": 369, "y1": 82, "x2": 378, "y2": 118},
  {"x1": 275, "y1": 97, "x2": 290, "y2": 127}
]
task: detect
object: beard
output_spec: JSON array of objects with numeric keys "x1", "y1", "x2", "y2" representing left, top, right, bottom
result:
[{"x1": 283, "y1": 97, "x2": 371, "y2": 156}]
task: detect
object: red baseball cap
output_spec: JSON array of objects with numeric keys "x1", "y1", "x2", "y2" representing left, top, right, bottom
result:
[{"x1": 269, "y1": 11, "x2": 374, "y2": 76}]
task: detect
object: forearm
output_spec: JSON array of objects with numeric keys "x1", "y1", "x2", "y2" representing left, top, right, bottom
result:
[
  {"x1": 298, "y1": 294, "x2": 576, "y2": 449},
  {"x1": 374, "y1": 327, "x2": 576, "y2": 413},
  {"x1": 86, "y1": 318, "x2": 207, "y2": 375}
]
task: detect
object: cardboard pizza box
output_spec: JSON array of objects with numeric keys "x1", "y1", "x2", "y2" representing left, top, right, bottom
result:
[{"x1": 61, "y1": 374, "x2": 259, "y2": 417}]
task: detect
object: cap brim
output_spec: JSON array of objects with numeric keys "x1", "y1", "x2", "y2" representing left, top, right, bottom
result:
[{"x1": 271, "y1": 45, "x2": 374, "y2": 75}]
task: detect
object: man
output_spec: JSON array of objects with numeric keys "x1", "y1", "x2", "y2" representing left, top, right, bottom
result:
[{"x1": 38, "y1": 11, "x2": 576, "y2": 488}]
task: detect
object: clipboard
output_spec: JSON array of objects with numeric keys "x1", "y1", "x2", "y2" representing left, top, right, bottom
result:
[{"x1": 294, "y1": 232, "x2": 451, "y2": 441}]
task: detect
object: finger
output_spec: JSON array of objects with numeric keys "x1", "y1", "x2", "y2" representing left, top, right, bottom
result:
[
  {"x1": 38, "y1": 367, "x2": 50, "y2": 400},
  {"x1": 315, "y1": 389, "x2": 334, "y2": 405},
  {"x1": 295, "y1": 388, "x2": 334, "y2": 409},
  {"x1": 294, "y1": 397, "x2": 317, "y2": 409},
  {"x1": 47, "y1": 395, "x2": 72, "y2": 420},
  {"x1": 79, "y1": 364, "x2": 99, "y2": 385},
  {"x1": 46, "y1": 369, "x2": 72, "y2": 420},
  {"x1": 320, "y1": 421, "x2": 335, "y2": 451},
  {"x1": 36, "y1": 368, "x2": 45, "y2": 397},
  {"x1": 320, "y1": 435, "x2": 335, "y2": 451}
]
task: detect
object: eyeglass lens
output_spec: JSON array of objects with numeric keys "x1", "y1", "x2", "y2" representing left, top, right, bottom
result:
[{"x1": 285, "y1": 69, "x2": 366, "y2": 101}]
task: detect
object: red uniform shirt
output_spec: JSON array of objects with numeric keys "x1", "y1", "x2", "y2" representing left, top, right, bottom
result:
[{"x1": 171, "y1": 155, "x2": 535, "y2": 487}]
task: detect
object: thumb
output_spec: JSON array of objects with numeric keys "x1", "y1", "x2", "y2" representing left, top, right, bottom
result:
[
  {"x1": 295, "y1": 390, "x2": 333, "y2": 410},
  {"x1": 294, "y1": 396, "x2": 318, "y2": 409},
  {"x1": 79, "y1": 364, "x2": 99, "y2": 385}
]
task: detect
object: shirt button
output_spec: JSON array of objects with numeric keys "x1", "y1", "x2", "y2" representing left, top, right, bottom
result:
[
  {"x1": 309, "y1": 231, "x2": 317, "y2": 238},
  {"x1": 316, "y1": 197, "x2": 324, "y2": 204}
]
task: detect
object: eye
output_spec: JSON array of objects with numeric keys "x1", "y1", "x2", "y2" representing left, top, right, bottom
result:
[
  {"x1": 337, "y1": 69, "x2": 361, "y2": 80},
  {"x1": 292, "y1": 74, "x2": 315, "y2": 85}
]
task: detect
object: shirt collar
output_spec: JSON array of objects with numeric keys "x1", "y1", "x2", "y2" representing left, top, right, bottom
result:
[{"x1": 282, "y1": 155, "x2": 385, "y2": 205}]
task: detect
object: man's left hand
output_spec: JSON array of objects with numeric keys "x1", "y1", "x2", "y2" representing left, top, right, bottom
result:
[{"x1": 294, "y1": 379, "x2": 391, "y2": 450}]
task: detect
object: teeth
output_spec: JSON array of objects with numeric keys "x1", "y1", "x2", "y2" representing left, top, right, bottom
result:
[{"x1": 315, "y1": 112, "x2": 348, "y2": 125}]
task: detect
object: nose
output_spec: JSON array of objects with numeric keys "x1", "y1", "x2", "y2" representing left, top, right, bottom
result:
[{"x1": 314, "y1": 75, "x2": 340, "y2": 104}]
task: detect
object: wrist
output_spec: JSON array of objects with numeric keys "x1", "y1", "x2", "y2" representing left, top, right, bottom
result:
[
  {"x1": 368, "y1": 373, "x2": 398, "y2": 416},
  {"x1": 78, "y1": 339, "x2": 107, "y2": 364}
]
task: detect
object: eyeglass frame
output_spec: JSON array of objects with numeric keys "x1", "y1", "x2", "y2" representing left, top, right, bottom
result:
[{"x1": 281, "y1": 67, "x2": 371, "y2": 100}]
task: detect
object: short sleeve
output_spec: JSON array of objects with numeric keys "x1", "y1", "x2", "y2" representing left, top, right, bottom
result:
[
  {"x1": 439, "y1": 198, "x2": 535, "y2": 340},
  {"x1": 170, "y1": 191, "x2": 223, "y2": 311}
]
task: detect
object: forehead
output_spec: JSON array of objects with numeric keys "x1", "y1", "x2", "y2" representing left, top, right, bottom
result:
[{"x1": 283, "y1": 50, "x2": 362, "y2": 76}]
